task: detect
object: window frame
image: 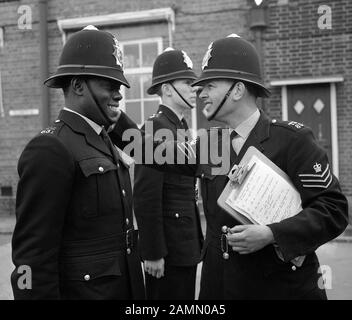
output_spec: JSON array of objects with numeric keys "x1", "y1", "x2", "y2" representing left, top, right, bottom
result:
[{"x1": 120, "y1": 37, "x2": 163, "y2": 126}]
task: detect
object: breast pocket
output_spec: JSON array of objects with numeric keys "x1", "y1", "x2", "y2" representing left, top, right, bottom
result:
[{"x1": 78, "y1": 157, "x2": 119, "y2": 218}]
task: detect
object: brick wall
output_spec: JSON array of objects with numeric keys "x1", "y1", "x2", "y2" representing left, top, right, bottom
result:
[
  {"x1": 0, "y1": 0, "x2": 41, "y2": 214},
  {"x1": 264, "y1": 0, "x2": 352, "y2": 199}
]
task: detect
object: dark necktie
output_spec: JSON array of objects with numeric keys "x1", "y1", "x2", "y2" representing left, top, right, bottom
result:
[
  {"x1": 230, "y1": 129, "x2": 238, "y2": 165},
  {"x1": 181, "y1": 117, "x2": 191, "y2": 141}
]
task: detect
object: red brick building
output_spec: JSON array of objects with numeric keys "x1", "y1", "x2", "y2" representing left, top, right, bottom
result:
[{"x1": 0, "y1": 0, "x2": 351, "y2": 220}]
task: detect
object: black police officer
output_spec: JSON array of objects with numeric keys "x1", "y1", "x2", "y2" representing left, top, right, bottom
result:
[
  {"x1": 133, "y1": 48, "x2": 203, "y2": 300},
  {"x1": 11, "y1": 26, "x2": 145, "y2": 300}
]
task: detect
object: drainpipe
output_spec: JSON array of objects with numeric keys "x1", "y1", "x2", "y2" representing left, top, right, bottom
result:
[
  {"x1": 249, "y1": 0, "x2": 268, "y2": 111},
  {"x1": 39, "y1": 0, "x2": 50, "y2": 128}
]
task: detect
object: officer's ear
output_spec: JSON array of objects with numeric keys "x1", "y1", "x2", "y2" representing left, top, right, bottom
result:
[
  {"x1": 161, "y1": 83, "x2": 172, "y2": 97},
  {"x1": 231, "y1": 81, "x2": 246, "y2": 101},
  {"x1": 70, "y1": 77, "x2": 85, "y2": 96}
]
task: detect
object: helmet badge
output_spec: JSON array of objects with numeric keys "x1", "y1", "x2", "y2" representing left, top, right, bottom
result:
[
  {"x1": 226, "y1": 33, "x2": 241, "y2": 38},
  {"x1": 112, "y1": 36, "x2": 123, "y2": 68},
  {"x1": 182, "y1": 50, "x2": 193, "y2": 69},
  {"x1": 201, "y1": 42, "x2": 213, "y2": 70}
]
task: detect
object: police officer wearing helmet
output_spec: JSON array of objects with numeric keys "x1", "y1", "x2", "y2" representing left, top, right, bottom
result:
[
  {"x1": 118, "y1": 34, "x2": 348, "y2": 299},
  {"x1": 191, "y1": 34, "x2": 348, "y2": 299},
  {"x1": 133, "y1": 48, "x2": 203, "y2": 300},
  {"x1": 98, "y1": 33, "x2": 348, "y2": 299},
  {"x1": 11, "y1": 26, "x2": 145, "y2": 299}
]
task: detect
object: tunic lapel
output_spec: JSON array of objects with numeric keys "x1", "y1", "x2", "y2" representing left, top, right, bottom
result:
[{"x1": 58, "y1": 110, "x2": 112, "y2": 158}]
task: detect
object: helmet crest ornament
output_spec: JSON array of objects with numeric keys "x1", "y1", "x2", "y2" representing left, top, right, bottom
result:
[
  {"x1": 112, "y1": 36, "x2": 123, "y2": 68},
  {"x1": 201, "y1": 42, "x2": 213, "y2": 70}
]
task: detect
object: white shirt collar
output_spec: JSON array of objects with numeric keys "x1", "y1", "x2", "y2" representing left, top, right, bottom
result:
[
  {"x1": 63, "y1": 107, "x2": 103, "y2": 135},
  {"x1": 233, "y1": 108, "x2": 260, "y2": 139}
]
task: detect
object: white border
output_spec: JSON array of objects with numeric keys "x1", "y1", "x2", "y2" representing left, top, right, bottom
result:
[{"x1": 270, "y1": 77, "x2": 343, "y2": 178}]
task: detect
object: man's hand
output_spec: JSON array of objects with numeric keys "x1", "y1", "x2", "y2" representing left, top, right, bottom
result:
[
  {"x1": 144, "y1": 258, "x2": 165, "y2": 279},
  {"x1": 227, "y1": 225, "x2": 274, "y2": 254}
]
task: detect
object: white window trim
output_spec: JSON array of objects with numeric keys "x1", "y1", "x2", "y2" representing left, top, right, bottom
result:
[
  {"x1": 0, "y1": 72, "x2": 4, "y2": 118},
  {"x1": 121, "y1": 38, "x2": 162, "y2": 125},
  {"x1": 270, "y1": 76, "x2": 344, "y2": 178},
  {"x1": 57, "y1": 8, "x2": 175, "y2": 46}
]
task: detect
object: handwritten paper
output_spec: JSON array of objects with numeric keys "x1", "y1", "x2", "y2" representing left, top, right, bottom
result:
[{"x1": 225, "y1": 155, "x2": 302, "y2": 225}]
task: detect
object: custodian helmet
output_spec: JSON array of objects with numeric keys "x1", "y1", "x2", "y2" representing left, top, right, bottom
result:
[
  {"x1": 192, "y1": 34, "x2": 270, "y2": 97},
  {"x1": 147, "y1": 48, "x2": 197, "y2": 95},
  {"x1": 44, "y1": 25, "x2": 129, "y2": 88}
]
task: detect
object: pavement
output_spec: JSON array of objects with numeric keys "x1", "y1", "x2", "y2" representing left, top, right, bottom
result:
[{"x1": 1, "y1": 215, "x2": 351, "y2": 300}]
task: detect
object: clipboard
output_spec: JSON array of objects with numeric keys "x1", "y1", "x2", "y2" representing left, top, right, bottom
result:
[
  {"x1": 217, "y1": 146, "x2": 306, "y2": 266},
  {"x1": 217, "y1": 146, "x2": 300, "y2": 225}
]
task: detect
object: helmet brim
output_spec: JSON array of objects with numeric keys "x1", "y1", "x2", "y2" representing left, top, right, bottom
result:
[
  {"x1": 44, "y1": 66, "x2": 130, "y2": 88},
  {"x1": 191, "y1": 69, "x2": 270, "y2": 97},
  {"x1": 147, "y1": 70, "x2": 197, "y2": 95}
]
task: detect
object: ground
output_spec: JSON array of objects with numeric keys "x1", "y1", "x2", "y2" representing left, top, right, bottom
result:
[{"x1": 1, "y1": 232, "x2": 351, "y2": 300}]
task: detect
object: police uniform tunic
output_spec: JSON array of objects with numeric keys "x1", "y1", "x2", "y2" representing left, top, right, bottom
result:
[
  {"x1": 133, "y1": 105, "x2": 203, "y2": 300},
  {"x1": 117, "y1": 109, "x2": 348, "y2": 300},
  {"x1": 11, "y1": 110, "x2": 145, "y2": 299},
  {"x1": 197, "y1": 111, "x2": 348, "y2": 300}
]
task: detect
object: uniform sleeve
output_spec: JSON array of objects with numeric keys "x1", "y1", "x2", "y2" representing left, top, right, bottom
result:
[
  {"x1": 268, "y1": 129, "x2": 349, "y2": 261},
  {"x1": 11, "y1": 135, "x2": 75, "y2": 299},
  {"x1": 111, "y1": 111, "x2": 198, "y2": 176},
  {"x1": 110, "y1": 111, "x2": 139, "y2": 150},
  {"x1": 133, "y1": 119, "x2": 168, "y2": 261},
  {"x1": 133, "y1": 164, "x2": 167, "y2": 261}
]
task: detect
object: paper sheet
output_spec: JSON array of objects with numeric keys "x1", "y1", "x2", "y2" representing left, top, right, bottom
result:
[{"x1": 225, "y1": 155, "x2": 302, "y2": 225}]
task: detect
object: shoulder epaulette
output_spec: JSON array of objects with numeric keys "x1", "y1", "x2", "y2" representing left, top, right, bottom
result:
[
  {"x1": 40, "y1": 119, "x2": 63, "y2": 135},
  {"x1": 271, "y1": 119, "x2": 305, "y2": 131},
  {"x1": 40, "y1": 126, "x2": 57, "y2": 135},
  {"x1": 148, "y1": 110, "x2": 163, "y2": 120}
]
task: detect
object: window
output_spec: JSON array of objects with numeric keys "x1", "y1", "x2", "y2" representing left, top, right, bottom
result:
[
  {"x1": 121, "y1": 38, "x2": 162, "y2": 125},
  {"x1": 1, "y1": 186, "x2": 13, "y2": 197}
]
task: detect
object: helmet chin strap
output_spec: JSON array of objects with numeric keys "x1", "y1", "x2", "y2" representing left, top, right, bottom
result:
[
  {"x1": 207, "y1": 81, "x2": 236, "y2": 121},
  {"x1": 169, "y1": 82, "x2": 194, "y2": 109},
  {"x1": 84, "y1": 79, "x2": 112, "y2": 129}
]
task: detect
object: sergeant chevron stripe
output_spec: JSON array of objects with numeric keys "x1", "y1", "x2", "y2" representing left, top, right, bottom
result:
[{"x1": 298, "y1": 164, "x2": 332, "y2": 188}]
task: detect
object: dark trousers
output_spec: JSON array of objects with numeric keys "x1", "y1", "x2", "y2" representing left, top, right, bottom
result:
[{"x1": 145, "y1": 264, "x2": 197, "y2": 300}]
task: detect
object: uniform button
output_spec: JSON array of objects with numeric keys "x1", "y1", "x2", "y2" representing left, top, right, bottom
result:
[
  {"x1": 122, "y1": 189, "x2": 126, "y2": 197},
  {"x1": 201, "y1": 173, "x2": 205, "y2": 178},
  {"x1": 117, "y1": 163, "x2": 120, "y2": 169},
  {"x1": 221, "y1": 225, "x2": 228, "y2": 233},
  {"x1": 84, "y1": 274, "x2": 90, "y2": 281},
  {"x1": 127, "y1": 248, "x2": 131, "y2": 255},
  {"x1": 175, "y1": 213, "x2": 180, "y2": 218},
  {"x1": 55, "y1": 120, "x2": 60, "y2": 123},
  {"x1": 125, "y1": 218, "x2": 129, "y2": 225},
  {"x1": 291, "y1": 265, "x2": 297, "y2": 271},
  {"x1": 223, "y1": 252, "x2": 229, "y2": 260},
  {"x1": 272, "y1": 119, "x2": 277, "y2": 123},
  {"x1": 98, "y1": 166, "x2": 104, "y2": 173}
]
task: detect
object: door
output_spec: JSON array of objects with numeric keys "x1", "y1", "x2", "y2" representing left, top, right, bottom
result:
[{"x1": 287, "y1": 84, "x2": 332, "y2": 164}]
